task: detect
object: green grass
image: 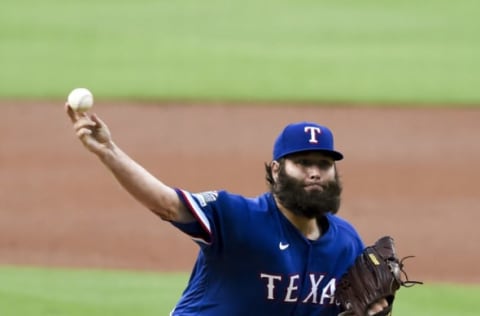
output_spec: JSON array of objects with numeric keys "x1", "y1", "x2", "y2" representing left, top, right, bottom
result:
[
  {"x1": 1, "y1": 0, "x2": 479, "y2": 104},
  {"x1": 0, "y1": 265, "x2": 188, "y2": 316},
  {"x1": 394, "y1": 282, "x2": 480, "y2": 315},
  {"x1": 1, "y1": 265, "x2": 479, "y2": 316}
]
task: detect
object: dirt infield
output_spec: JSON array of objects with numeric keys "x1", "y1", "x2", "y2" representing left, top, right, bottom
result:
[{"x1": 1, "y1": 101, "x2": 479, "y2": 284}]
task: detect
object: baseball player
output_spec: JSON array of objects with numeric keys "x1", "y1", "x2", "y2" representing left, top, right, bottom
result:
[{"x1": 66, "y1": 105, "x2": 388, "y2": 316}]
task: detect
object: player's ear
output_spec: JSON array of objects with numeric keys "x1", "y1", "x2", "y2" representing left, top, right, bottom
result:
[{"x1": 271, "y1": 160, "x2": 280, "y2": 182}]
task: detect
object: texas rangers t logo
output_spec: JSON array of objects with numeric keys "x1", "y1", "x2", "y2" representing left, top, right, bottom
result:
[{"x1": 304, "y1": 126, "x2": 321, "y2": 143}]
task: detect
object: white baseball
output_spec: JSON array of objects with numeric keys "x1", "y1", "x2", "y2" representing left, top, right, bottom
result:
[{"x1": 67, "y1": 88, "x2": 94, "y2": 112}]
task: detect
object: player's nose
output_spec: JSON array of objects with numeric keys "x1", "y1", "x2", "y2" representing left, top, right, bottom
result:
[{"x1": 306, "y1": 165, "x2": 322, "y2": 179}]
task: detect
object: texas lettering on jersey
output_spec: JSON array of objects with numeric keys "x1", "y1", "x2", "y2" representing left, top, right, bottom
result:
[
  {"x1": 260, "y1": 273, "x2": 337, "y2": 305},
  {"x1": 172, "y1": 189, "x2": 363, "y2": 315}
]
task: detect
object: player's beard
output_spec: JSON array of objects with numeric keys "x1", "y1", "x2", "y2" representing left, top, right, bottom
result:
[{"x1": 273, "y1": 166, "x2": 342, "y2": 218}]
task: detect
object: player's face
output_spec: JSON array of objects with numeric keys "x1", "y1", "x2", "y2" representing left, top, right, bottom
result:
[
  {"x1": 272, "y1": 152, "x2": 342, "y2": 218},
  {"x1": 284, "y1": 152, "x2": 336, "y2": 189}
]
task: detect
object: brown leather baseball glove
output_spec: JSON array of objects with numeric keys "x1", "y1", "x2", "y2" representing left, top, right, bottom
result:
[{"x1": 335, "y1": 236, "x2": 422, "y2": 316}]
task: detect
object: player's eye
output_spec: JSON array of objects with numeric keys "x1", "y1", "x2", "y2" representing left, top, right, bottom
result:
[
  {"x1": 317, "y1": 160, "x2": 333, "y2": 169},
  {"x1": 291, "y1": 156, "x2": 333, "y2": 169},
  {"x1": 295, "y1": 158, "x2": 311, "y2": 166},
  {"x1": 296, "y1": 159, "x2": 332, "y2": 169}
]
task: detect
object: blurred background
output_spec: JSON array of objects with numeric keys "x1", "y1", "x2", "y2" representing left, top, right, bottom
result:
[{"x1": 1, "y1": 1, "x2": 479, "y2": 315}]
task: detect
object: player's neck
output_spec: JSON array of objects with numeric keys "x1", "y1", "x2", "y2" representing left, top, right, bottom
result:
[{"x1": 275, "y1": 198, "x2": 322, "y2": 240}]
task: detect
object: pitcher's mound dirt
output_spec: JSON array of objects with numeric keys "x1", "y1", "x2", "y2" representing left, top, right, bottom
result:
[{"x1": 2, "y1": 101, "x2": 479, "y2": 284}]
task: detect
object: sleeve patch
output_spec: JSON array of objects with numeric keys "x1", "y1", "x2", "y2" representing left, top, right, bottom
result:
[{"x1": 192, "y1": 191, "x2": 218, "y2": 207}]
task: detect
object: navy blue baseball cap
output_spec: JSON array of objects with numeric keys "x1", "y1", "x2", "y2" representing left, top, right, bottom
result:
[{"x1": 273, "y1": 121, "x2": 343, "y2": 161}]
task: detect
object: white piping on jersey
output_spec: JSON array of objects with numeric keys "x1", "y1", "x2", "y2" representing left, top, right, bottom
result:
[
  {"x1": 191, "y1": 236, "x2": 209, "y2": 245},
  {"x1": 180, "y1": 189, "x2": 212, "y2": 244}
]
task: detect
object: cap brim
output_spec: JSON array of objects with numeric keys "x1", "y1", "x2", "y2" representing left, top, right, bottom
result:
[{"x1": 280, "y1": 149, "x2": 344, "y2": 161}]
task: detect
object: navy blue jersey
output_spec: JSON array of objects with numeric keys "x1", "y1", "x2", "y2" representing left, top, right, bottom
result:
[{"x1": 170, "y1": 189, "x2": 364, "y2": 316}]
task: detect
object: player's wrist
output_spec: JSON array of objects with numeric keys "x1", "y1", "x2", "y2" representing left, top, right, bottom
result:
[{"x1": 97, "y1": 141, "x2": 118, "y2": 160}]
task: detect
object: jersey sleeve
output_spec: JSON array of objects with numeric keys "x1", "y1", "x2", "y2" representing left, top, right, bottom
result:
[
  {"x1": 169, "y1": 188, "x2": 215, "y2": 246},
  {"x1": 171, "y1": 188, "x2": 269, "y2": 250}
]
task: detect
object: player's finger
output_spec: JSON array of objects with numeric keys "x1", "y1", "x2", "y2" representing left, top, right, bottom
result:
[
  {"x1": 379, "y1": 299, "x2": 388, "y2": 308},
  {"x1": 90, "y1": 113, "x2": 108, "y2": 129},
  {"x1": 73, "y1": 118, "x2": 96, "y2": 132},
  {"x1": 367, "y1": 305, "x2": 381, "y2": 315},
  {"x1": 65, "y1": 103, "x2": 78, "y2": 123},
  {"x1": 367, "y1": 299, "x2": 388, "y2": 315},
  {"x1": 76, "y1": 127, "x2": 92, "y2": 139}
]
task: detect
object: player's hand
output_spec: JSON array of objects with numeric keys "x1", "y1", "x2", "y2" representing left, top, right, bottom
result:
[
  {"x1": 338, "y1": 298, "x2": 388, "y2": 316},
  {"x1": 367, "y1": 298, "x2": 388, "y2": 315},
  {"x1": 65, "y1": 103, "x2": 113, "y2": 155}
]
